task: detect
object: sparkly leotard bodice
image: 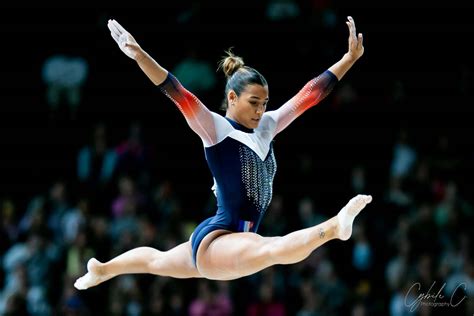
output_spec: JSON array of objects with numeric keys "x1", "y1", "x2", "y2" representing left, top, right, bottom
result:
[
  {"x1": 158, "y1": 70, "x2": 337, "y2": 233},
  {"x1": 204, "y1": 117, "x2": 277, "y2": 232}
]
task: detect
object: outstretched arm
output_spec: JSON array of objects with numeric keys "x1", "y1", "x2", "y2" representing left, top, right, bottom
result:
[
  {"x1": 107, "y1": 19, "x2": 218, "y2": 146},
  {"x1": 264, "y1": 16, "x2": 364, "y2": 136},
  {"x1": 328, "y1": 16, "x2": 364, "y2": 80}
]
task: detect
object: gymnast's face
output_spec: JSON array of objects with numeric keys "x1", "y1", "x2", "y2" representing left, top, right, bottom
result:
[{"x1": 227, "y1": 84, "x2": 269, "y2": 129}]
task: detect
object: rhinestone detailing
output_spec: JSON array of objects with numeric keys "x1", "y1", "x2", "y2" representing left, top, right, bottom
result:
[{"x1": 239, "y1": 144, "x2": 277, "y2": 214}]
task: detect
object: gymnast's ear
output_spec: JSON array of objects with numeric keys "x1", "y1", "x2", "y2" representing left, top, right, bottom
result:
[{"x1": 228, "y1": 90, "x2": 238, "y2": 105}]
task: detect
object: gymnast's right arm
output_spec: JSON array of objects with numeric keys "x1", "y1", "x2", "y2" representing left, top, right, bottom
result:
[{"x1": 107, "y1": 19, "x2": 217, "y2": 146}]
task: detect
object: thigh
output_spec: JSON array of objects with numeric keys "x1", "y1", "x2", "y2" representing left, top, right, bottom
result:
[
  {"x1": 196, "y1": 231, "x2": 278, "y2": 280},
  {"x1": 151, "y1": 241, "x2": 203, "y2": 279},
  {"x1": 191, "y1": 221, "x2": 231, "y2": 267}
]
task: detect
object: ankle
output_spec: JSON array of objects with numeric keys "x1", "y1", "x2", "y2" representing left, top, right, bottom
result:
[
  {"x1": 97, "y1": 264, "x2": 107, "y2": 276},
  {"x1": 88, "y1": 258, "x2": 107, "y2": 276},
  {"x1": 324, "y1": 217, "x2": 339, "y2": 240},
  {"x1": 332, "y1": 215, "x2": 346, "y2": 240}
]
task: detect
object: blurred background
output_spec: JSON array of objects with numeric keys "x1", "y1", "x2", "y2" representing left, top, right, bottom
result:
[{"x1": 0, "y1": 1, "x2": 473, "y2": 315}]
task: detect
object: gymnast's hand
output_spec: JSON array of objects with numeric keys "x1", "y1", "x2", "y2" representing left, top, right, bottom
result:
[
  {"x1": 345, "y1": 16, "x2": 364, "y2": 61},
  {"x1": 107, "y1": 19, "x2": 142, "y2": 60}
]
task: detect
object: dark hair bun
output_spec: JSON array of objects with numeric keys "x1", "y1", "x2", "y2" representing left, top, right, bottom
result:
[{"x1": 218, "y1": 49, "x2": 245, "y2": 78}]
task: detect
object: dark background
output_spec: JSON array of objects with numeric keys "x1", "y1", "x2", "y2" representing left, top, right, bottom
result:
[
  {"x1": 0, "y1": 1, "x2": 473, "y2": 315},
  {"x1": 1, "y1": 2, "x2": 473, "y2": 205}
]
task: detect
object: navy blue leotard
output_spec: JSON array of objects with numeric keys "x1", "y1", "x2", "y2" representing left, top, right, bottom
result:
[{"x1": 157, "y1": 70, "x2": 337, "y2": 266}]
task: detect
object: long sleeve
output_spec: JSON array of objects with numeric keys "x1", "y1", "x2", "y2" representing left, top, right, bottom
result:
[
  {"x1": 263, "y1": 70, "x2": 338, "y2": 137},
  {"x1": 157, "y1": 72, "x2": 217, "y2": 146}
]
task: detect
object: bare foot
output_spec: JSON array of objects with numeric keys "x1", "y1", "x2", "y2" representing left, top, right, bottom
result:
[
  {"x1": 336, "y1": 194, "x2": 372, "y2": 240},
  {"x1": 74, "y1": 258, "x2": 114, "y2": 290}
]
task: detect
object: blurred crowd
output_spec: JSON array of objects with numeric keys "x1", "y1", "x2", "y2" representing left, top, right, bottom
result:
[{"x1": 1, "y1": 1, "x2": 474, "y2": 315}]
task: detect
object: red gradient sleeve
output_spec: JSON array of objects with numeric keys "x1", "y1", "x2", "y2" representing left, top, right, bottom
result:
[
  {"x1": 158, "y1": 73, "x2": 217, "y2": 146},
  {"x1": 268, "y1": 70, "x2": 338, "y2": 136}
]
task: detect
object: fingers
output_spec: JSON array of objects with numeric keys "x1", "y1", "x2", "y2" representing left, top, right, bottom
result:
[
  {"x1": 111, "y1": 19, "x2": 127, "y2": 33},
  {"x1": 108, "y1": 19, "x2": 126, "y2": 47},
  {"x1": 108, "y1": 19, "x2": 122, "y2": 38},
  {"x1": 357, "y1": 33, "x2": 363, "y2": 48},
  {"x1": 347, "y1": 16, "x2": 356, "y2": 31},
  {"x1": 347, "y1": 16, "x2": 355, "y2": 36},
  {"x1": 347, "y1": 16, "x2": 363, "y2": 46},
  {"x1": 364, "y1": 195, "x2": 372, "y2": 203},
  {"x1": 110, "y1": 31, "x2": 119, "y2": 43}
]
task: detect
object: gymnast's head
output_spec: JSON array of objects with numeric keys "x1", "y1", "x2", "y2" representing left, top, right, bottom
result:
[{"x1": 218, "y1": 49, "x2": 268, "y2": 129}]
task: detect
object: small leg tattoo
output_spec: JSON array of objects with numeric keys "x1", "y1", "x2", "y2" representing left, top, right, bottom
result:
[{"x1": 318, "y1": 227, "x2": 325, "y2": 239}]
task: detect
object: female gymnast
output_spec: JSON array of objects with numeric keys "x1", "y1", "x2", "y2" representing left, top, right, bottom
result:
[{"x1": 75, "y1": 16, "x2": 371, "y2": 289}]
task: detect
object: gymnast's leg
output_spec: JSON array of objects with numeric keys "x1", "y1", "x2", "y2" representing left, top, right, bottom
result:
[
  {"x1": 74, "y1": 241, "x2": 202, "y2": 290},
  {"x1": 197, "y1": 194, "x2": 372, "y2": 281}
]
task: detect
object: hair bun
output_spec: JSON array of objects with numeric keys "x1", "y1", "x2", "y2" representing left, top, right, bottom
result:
[{"x1": 218, "y1": 48, "x2": 245, "y2": 79}]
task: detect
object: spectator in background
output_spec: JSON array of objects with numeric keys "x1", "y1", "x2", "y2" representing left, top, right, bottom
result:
[
  {"x1": 258, "y1": 194, "x2": 287, "y2": 237},
  {"x1": 108, "y1": 275, "x2": 144, "y2": 316},
  {"x1": 246, "y1": 281, "x2": 286, "y2": 316},
  {"x1": 265, "y1": 0, "x2": 301, "y2": 22},
  {"x1": 350, "y1": 165, "x2": 367, "y2": 195},
  {"x1": 247, "y1": 266, "x2": 286, "y2": 305},
  {"x1": 384, "y1": 176, "x2": 413, "y2": 210},
  {"x1": 309, "y1": 0, "x2": 337, "y2": 29},
  {"x1": 60, "y1": 197, "x2": 89, "y2": 246},
  {"x1": 41, "y1": 53, "x2": 89, "y2": 121},
  {"x1": 109, "y1": 189, "x2": 142, "y2": 256},
  {"x1": 188, "y1": 280, "x2": 233, "y2": 316},
  {"x1": 66, "y1": 229, "x2": 95, "y2": 274},
  {"x1": 406, "y1": 159, "x2": 434, "y2": 204},
  {"x1": 0, "y1": 273, "x2": 29, "y2": 316},
  {"x1": 352, "y1": 223, "x2": 373, "y2": 275},
  {"x1": 390, "y1": 128, "x2": 417, "y2": 183},
  {"x1": 385, "y1": 237, "x2": 410, "y2": 292},
  {"x1": 389, "y1": 279, "x2": 417, "y2": 316},
  {"x1": 17, "y1": 196, "x2": 50, "y2": 241},
  {"x1": 150, "y1": 180, "x2": 181, "y2": 226},
  {"x1": 58, "y1": 279, "x2": 89, "y2": 316},
  {"x1": 172, "y1": 45, "x2": 217, "y2": 98},
  {"x1": 87, "y1": 215, "x2": 112, "y2": 263},
  {"x1": 351, "y1": 302, "x2": 368, "y2": 316},
  {"x1": 111, "y1": 175, "x2": 146, "y2": 219},
  {"x1": 407, "y1": 203, "x2": 439, "y2": 262},
  {"x1": 314, "y1": 259, "x2": 349, "y2": 314},
  {"x1": 77, "y1": 123, "x2": 118, "y2": 191},
  {"x1": 1, "y1": 199, "x2": 19, "y2": 257},
  {"x1": 297, "y1": 196, "x2": 326, "y2": 228},
  {"x1": 430, "y1": 134, "x2": 461, "y2": 184},
  {"x1": 115, "y1": 121, "x2": 153, "y2": 186},
  {"x1": 295, "y1": 278, "x2": 323, "y2": 316},
  {"x1": 2, "y1": 232, "x2": 59, "y2": 316},
  {"x1": 45, "y1": 180, "x2": 71, "y2": 243}
]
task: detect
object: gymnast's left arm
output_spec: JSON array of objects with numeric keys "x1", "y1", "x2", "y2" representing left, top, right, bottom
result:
[{"x1": 264, "y1": 16, "x2": 364, "y2": 136}]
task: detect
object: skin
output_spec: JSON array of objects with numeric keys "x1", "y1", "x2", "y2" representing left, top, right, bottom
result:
[
  {"x1": 226, "y1": 84, "x2": 269, "y2": 129},
  {"x1": 74, "y1": 15, "x2": 367, "y2": 289}
]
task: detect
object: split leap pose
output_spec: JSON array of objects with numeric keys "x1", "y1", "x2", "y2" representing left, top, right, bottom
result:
[{"x1": 75, "y1": 15, "x2": 370, "y2": 289}]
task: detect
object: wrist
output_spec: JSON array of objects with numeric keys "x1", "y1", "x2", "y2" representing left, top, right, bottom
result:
[
  {"x1": 135, "y1": 48, "x2": 147, "y2": 62},
  {"x1": 342, "y1": 53, "x2": 358, "y2": 64}
]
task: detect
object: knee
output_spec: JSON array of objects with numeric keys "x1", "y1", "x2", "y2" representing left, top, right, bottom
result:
[
  {"x1": 264, "y1": 236, "x2": 284, "y2": 264},
  {"x1": 147, "y1": 250, "x2": 166, "y2": 274}
]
